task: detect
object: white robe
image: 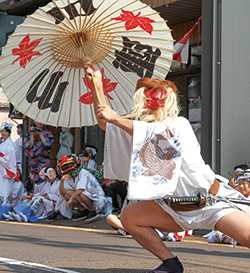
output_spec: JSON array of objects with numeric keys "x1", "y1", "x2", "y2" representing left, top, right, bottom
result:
[
  {"x1": 14, "y1": 137, "x2": 23, "y2": 174},
  {"x1": 12, "y1": 181, "x2": 25, "y2": 208},
  {"x1": 104, "y1": 117, "x2": 250, "y2": 230},
  {"x1": 104, "y1": 117, "x2": 215, "y2": 200},
  {"x1": 56, "y1": 168, "x2": 107, "y2": 219},
  {"x1": 87, "y1": 159, "x2": 98, "y2": 170},
  {"x1": 0, "y1": 137, "x2": 16, "y2": 218},
  {"x1": 14, "y1": 179, "x2": 60, "y2": 222}
]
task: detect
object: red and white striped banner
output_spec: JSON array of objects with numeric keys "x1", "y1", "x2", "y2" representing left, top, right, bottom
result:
[{"x1": 173, "y1": 16, "x2": 202, "y2": 64}]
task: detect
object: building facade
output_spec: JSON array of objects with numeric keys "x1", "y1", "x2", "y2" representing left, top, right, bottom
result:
[{"x1": 1, "y1": 0, "x2": 249, "y2": 180}]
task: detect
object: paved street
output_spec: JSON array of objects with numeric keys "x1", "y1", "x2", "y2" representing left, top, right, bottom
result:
[{"x1": 0, "y1": 218, "x2": 249, "y2": 272}]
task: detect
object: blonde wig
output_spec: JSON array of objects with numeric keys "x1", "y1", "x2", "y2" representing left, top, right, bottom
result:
[{"x1": 124, "y1": 78, "x2": 180, "y2": 123}]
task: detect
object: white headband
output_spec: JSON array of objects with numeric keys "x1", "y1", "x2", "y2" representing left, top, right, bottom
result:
[
  {"x1": 85, "y1": 147, "x2": 97, "y2": 156},
  {"x1": 0, "y1": 122, "x2": 13, "y2": 131},
  {"x1": 235, "y1": 168, "x2": 244, "y2": 173},
  {"x1": 237, "y1": 173, "x2": 250, "y2": 182}
]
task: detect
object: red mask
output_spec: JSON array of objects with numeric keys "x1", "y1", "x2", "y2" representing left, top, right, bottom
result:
[{"x1": 144, "y1": 89, "x2": 167, "y2": 110}]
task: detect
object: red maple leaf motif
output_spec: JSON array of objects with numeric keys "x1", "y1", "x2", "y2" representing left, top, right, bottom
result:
[
  {"x1": 111, "y1": 9, "x2": 155, "y2": 35},
  {"x1": 12, "y1": 34, "x2": 43, "y2": 68},
  {"x1": 79, "y1": 69, "x2": 118, "y2": 105}
]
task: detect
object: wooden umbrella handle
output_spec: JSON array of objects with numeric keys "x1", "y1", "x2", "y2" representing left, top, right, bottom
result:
[
  {"x1": 83, "y1": 57, "x2": 101, "y2": 105},
  {"x1": 91, "y1": 75, "x2": 102, "y2": 105}
]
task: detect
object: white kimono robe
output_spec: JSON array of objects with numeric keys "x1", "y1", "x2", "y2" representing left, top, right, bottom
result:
[
  {"x1": 104, "y1": 117, "x2": 215, "y2": 200},
  {"x1": 12, "y1": 180, "x2": 25, "y2": 208},
  {"x1": 14, "y1": 179, "x2": 60, "y2": 222},
  {"x1": 56, "y1": 168, "x2": 107, "y2": 219},
  {"x1": 104, "y1": 117, "x2": 250, "y2": 230},
  {"x1": 0, "y1": 137, "x2": 16, "y2": 218}
]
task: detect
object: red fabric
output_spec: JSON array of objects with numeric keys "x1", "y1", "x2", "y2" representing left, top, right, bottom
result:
[
  {"x1": 173, "y1": 232, "x2": 184, "y2": 240},
  {"x1": 173, "y1": 16, "x2": 202, "y2": 64},
  {"x1": 15, "y1": 171, "x2": 19, "y2": 182},
  {"x1": 185, "y1": 230, "x2": 192, "y2": 237},
  {"x1": 6, "y1": 168, "x2": 15, "y2": 178},
  {"x1": 0, "y1": 153, "x2": 4, "y2": 157},
  {"x1": 104, "y1": 179, "x2": 109, "y2": 185}
]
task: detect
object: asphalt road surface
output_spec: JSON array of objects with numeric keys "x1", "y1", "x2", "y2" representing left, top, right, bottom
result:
[{"x1": 0, "y1": 221, "x2": 249, "y2": 273}]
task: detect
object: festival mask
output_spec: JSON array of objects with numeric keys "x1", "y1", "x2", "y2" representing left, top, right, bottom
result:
[
  {"x1": 144, "y1": 89, "x2": 167, "y2": 110},
  {"x1": 39, "y1": 167, "x2": 46, "y2": 180},
  {"x1": 58, "y1": 155, "x2": 79, "y2": 174},
  {"x1": 44, "y1": 168, "x2": 56, "y2": 180}
]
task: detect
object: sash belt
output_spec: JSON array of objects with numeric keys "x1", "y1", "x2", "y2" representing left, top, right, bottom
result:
[{"x1": 164, "y1": 179, "x2": 220, "y2": 212}]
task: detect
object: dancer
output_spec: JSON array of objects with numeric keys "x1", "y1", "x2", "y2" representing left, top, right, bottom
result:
[{"x1": 84, "y1": 63, "x2": 250, "y2": 273}]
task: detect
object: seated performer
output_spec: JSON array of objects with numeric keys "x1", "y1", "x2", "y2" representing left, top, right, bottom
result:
[
  {"x1": 11, "y1": 165, "x2": 25, "y2": 209},
  {"x1": 48, "y1": 154, "x2": 107, "y2": 222},
  {"x1": 6, "y1": 167, "x2": 60, "y2": 222},
  {"x1": 84, "y1": 63, "x2": 250, "y2": 273}
]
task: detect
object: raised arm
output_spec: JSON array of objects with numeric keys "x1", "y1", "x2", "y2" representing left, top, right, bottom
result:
[{"x1": 83, "y1": 63, "x2": 133, "y2": 136}]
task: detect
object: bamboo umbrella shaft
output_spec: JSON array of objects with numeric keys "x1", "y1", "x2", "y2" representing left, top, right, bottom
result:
[
  {"x1": 83, "y1": 57, "x2": 102, "y2": 105},
  {"x1": 91, "y1": 75, "x2": 102, "y2": 105}
]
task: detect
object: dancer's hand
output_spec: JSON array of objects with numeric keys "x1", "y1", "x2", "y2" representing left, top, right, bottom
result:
[
  {"x1": 96, "y1": 105, "x2": 118, "y2": 123},
  {"x1": 83, "y1": 63, "x2": 103, "y2": 89}
]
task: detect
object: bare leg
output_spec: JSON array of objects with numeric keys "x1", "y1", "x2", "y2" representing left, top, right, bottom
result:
[
  {"x1": 106, "y1": 214, "x2": 125, "y2": 230},
  {"x1": 215, "y1": 211, "x2": 250, "y2": 247},
  {"x1": 64, "y1": 190, "x2": 86, "y2": 211},
  {"x1": 79, "y1": 193, "x2": 94, "y2": 211},
  {"x1": 120, "y1": 200, "x2": 183, "y2": 261}
]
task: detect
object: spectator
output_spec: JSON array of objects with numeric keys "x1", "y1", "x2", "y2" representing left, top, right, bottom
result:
[
  {"x1": 0, "y1": 122, "x2": 16, "y2": 219},
  {"x1": 78, "y1": 150, "x2": 104, "y2": 183},
  {"x1": 24, "y1": 172, "x2": 35, "y2": 194},
  {"x1": 85, "y1": 144, "x2": 98, "y2": 170},
  {"x1": 106, "y1": 195, "x2": 132, "y2": 235},
  {"x1": 106, "y1": 196, "x2": 184, "y2": 240},
  {"x1": 23, "y1": 121, "x2": 54, "y2": 184},
  {"x1": 237, "y1": 171, "x2": 250, "y2": 199},
  {"x1": 11, "y1": 165, "x2": 25, "y2": 209},
  {"x1": 105, "y1": 179, "x2": 128, "y2": 212},
  {"x1": 205, "y1": 172, "x2": 250, "y2": 246},
  {"x1": 5, "y1": 167, "x2": 60, "y2": 222},
  {"x1": 228, "y1": 164, "x2": 249, "y2": 189},
  {"x1": 78, "y1": 150, "x2": 90, "y2": 166},
  {"x1": 204, "y1": 230, "x2": 234, "y2": 245},
  {"x1": 56, "y1": 127, "x2": 74, "y2": 160},
  {"x1": 106, "y1": 213, "x2": 130, "y2": 236},
  {"x1": 15, "y1": 124, "x2": 23, "y2": 175},
  {"x1": 47, "y1": 154, "x2": 107, "y2": 222},
  {"x1": 98, "y1": 161, "x2": 104, "y2": 170}
]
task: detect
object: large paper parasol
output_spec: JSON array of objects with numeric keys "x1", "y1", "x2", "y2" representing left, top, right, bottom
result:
[{"x1": 0, "y1": 0, "x2": 174, "y2": 127}]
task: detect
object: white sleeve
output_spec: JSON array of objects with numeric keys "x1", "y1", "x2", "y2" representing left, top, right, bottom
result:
[
  {"x1": 76, "y1": 170, "x2": 89, "y2": 190},
  {"x1": 104, "y1": 123, "x2": 132, "y2": 181}
]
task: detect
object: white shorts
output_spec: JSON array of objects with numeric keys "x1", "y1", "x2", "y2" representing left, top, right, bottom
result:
[{"x1": 155, "y1": 183, "x2": 250, "y2": 231}]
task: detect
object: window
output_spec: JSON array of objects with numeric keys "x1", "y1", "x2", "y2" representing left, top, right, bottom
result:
[{"x1": 189, "y1": 45, "x2": 202, "y2": 66}]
